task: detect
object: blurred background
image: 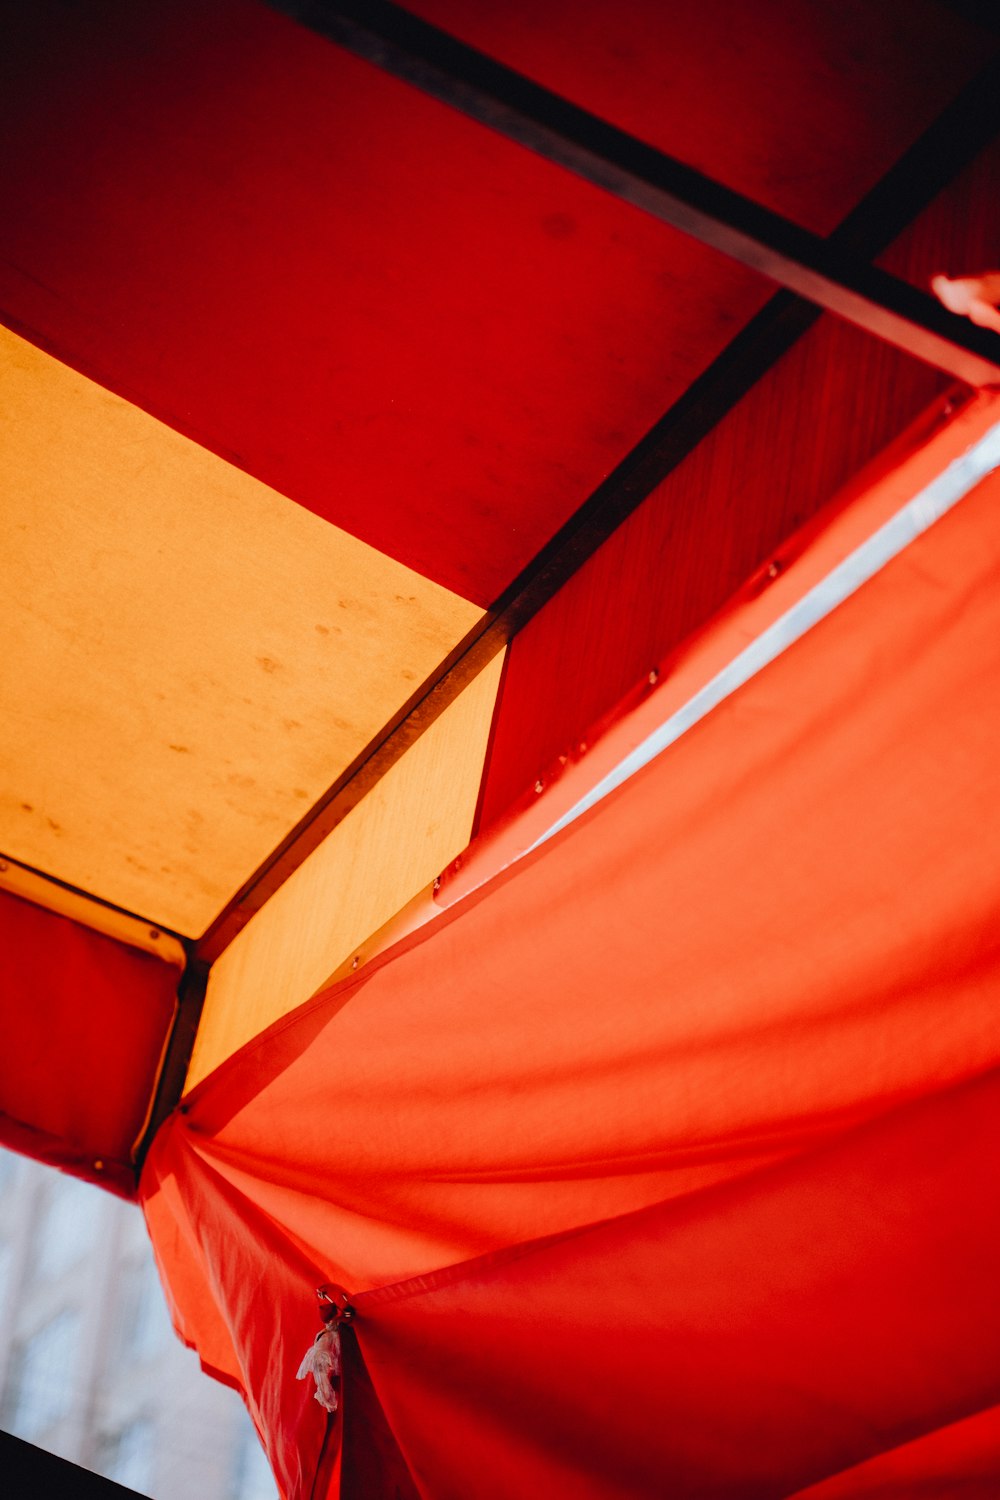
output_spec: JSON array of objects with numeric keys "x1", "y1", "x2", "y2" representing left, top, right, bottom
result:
[{"x1": 0, "y1": 1146, "x2": 278, "y2": 1499}]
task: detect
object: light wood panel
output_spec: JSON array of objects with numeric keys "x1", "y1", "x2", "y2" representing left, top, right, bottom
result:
[
  {"x1": 0, "y1": 855, "x2": 185, "y2": 967},
  {"x1": 186, "y1": 650, "x2": 504, "y2": 1089},
  {"x1": 0, "y1": 326, "x2": 481, "y2": 934}
]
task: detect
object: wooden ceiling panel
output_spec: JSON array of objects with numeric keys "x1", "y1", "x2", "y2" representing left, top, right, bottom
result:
[
  {"x1": 187, "y1": 649, "x2": 504, "y2": 1088},
  {"x1": 0, "y1": 326, "x2": 480, "y2": 935}
]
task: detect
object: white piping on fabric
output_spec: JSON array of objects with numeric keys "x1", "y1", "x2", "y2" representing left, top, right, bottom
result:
[{"x1": 527, "y1": 418, "x2": 1000, "y2": 855}]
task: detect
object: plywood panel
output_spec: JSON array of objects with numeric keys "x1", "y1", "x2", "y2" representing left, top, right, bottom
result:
[
  {"x1": 0, "y1": 327, "x2": 481, "y2": 934},
  {"x1": 186, "y1": 650, "x2": 504, "y2": 1089}
]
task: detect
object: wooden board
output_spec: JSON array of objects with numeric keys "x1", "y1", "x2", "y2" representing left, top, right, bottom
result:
[
  {"x1": 185, "y1": 650, "x2": 504, "y2": 1088},
  {"x1": 0, "y1": 327, "x2": 480, "y2": 934}
]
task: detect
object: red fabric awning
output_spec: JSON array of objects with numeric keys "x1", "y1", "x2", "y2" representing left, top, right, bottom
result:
[
  {"x1": 0, "y1": 890, "x2": 178, "y2": 1194},
  {"x1": 351, "y1": 1067, "x2": 1000, "y2": 1499},
  {"x1": 142, "y1": 448, "x2": 1000, "y2": 1495},
  {"x1": 0, "y1": 0, "x2": 988, "y2": 604}
]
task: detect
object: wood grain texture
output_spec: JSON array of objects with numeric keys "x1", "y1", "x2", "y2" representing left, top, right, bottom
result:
[
  {"x1": 0, "y1": 327, "x2": 480, "y2": 934},
  {"x1": 185, "y1": 650, "x2": 504, "y2": 1088}
]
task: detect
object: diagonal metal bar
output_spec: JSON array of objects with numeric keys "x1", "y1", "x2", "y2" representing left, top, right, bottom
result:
[
  {"x1": 275, "y1": 0, "x2": 1000, "y2": 386},
  {"x1": 196, "y1": 50, "x2": 1000, "y2": 968},
  {"x1": 133, "y1": 957, "x2": 207, "y2": 1171}
]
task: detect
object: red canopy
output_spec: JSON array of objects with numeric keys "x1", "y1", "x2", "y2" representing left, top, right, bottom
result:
[
  {"x1": 3, "y1": 3, "x2": 1000, "y2": 1493},
  {"x1": 143, "y1": 450, "x2": 1000, "y2": 1495}
]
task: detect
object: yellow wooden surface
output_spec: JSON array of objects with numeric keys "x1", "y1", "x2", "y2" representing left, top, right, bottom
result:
[
  {"x1": 0, "y1": 856, "x2": 185, "y2": 968},
  {"x1": 186, "y1": 650, "x2": 504, "y2": 1089},
  {"x1": 0, "y1": 326, "x2": 481, "y2": 934}
]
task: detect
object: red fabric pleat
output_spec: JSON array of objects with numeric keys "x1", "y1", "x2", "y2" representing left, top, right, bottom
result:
[
  {"x1": 142, "y1": 461, "x2": 1000, "y2": 1496},
  {"x1": 352, "y1": 1066, "x2": 1000, "y2": 1499},
  {"x1": 787, "y1": 1403, "x2": 1000, "y2": 1499}
]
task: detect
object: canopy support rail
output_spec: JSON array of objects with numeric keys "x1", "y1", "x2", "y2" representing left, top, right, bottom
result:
[
  {"x1": 275, "y1": 0, "x2": 1000, "y2": 385},
  {"x1": 196, "y1": 47, "x2": 1000, "y2": 967}
]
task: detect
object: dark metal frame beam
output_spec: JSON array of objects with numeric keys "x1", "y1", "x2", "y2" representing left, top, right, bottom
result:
[
  {"x1": 933, "y1": 1, "x2": 1000, "y2": 35},
  {"x1": 134, "y1": 957, "x2": 208, "y2": 1167},
  {"x1": 195, "y1": 47, "x2": 1000, "y2": 969},
  {"x1": 277, "y1": 0, "x2": 1000, "y2": 386}
]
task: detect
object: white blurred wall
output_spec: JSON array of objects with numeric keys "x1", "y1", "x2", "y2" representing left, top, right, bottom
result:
[{"x1": 0, "y1": 1149, "x2": 277, "y2": 1500}]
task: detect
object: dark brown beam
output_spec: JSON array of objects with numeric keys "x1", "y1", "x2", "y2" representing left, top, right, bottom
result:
[
  {"x1": 196, "y1": 53, "x2": 1000, "y2": 967},
  {"x1": 275, "y1": 0, "x2": 1000, "y2": 386},
  {"x1": 134, "y1": 957, "x2": 207, "y2": 1168}
]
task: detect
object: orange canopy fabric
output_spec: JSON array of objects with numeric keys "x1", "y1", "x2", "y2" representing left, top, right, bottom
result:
[
  {"x1": 142, "y1": 451, "x2": 1000, "y2": 1496},
  {"x1": 350, "y1": 1069, "x2": 1000, "y2": 1499}
]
